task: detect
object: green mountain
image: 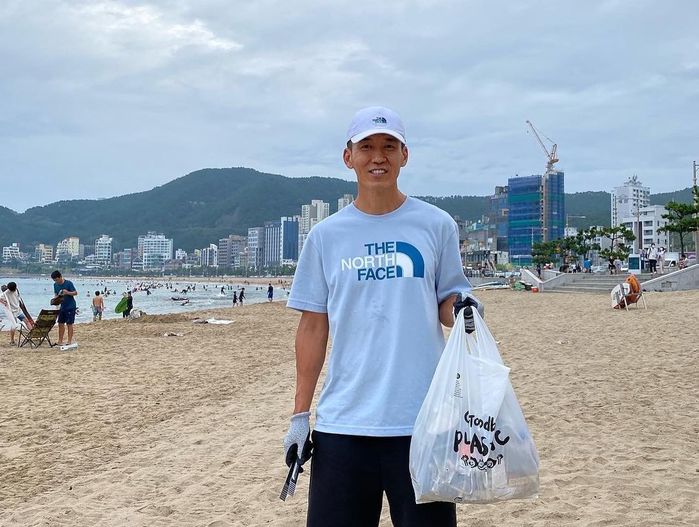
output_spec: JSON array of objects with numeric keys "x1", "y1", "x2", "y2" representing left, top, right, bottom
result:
[
  {"x1": 1, "y1": 167, "x2": 694, "y2": 251},
  {"x1": 6, "y1": 168, "x2": 355, "y2": 251}
]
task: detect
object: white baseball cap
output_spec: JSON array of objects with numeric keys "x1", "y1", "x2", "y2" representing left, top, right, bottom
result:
[{"x1": 346, "y1": 106, "x2": 406, "y2": 145}]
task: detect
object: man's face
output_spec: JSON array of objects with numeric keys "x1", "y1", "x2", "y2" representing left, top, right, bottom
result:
[
  {"x1": 343, "y1": 133, "x2": 408, "y2": 193},
  {"x1": 53, "y1": 277, "x2": 64, "y2": 285}
]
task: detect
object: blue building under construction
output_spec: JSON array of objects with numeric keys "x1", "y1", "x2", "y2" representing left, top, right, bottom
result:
[{"x1": 507, "y1": 171, "x2": 565, "y2": 265}]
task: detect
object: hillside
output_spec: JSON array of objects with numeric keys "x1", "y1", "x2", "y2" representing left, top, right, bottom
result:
[
  {"x1": 11, "y1": 168, "x2": 356, "y2": 251},
  {"x1": 1, "y1": 168, "x2": 694, "y2": 251}
]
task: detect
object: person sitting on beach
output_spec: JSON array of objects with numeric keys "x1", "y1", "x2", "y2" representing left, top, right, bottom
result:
[{"x1": 92, "y1": 291, "x2": 104, "y2": 321}]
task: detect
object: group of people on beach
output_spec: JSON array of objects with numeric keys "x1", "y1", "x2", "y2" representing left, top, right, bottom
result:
[{"x1": 0, "y1": 271, "x2": 79, "y2": 347}]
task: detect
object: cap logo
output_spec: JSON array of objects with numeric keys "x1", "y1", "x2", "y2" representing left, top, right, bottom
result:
[{"x1": 372, "y1": 116, "x2": 387, "y2": 125}]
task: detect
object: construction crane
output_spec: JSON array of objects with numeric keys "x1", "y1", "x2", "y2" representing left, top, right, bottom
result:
[{"x1": 525, "y1": 120, "x2": 559, "y2": 174}]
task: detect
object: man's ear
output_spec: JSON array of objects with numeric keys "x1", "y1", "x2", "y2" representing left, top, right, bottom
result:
[
  {"x1": 343, "y1": 148, "x2": 353, "y2": 169},
  {"x1": 400, "y1": 145, "x2": 409, "y2": 167}
]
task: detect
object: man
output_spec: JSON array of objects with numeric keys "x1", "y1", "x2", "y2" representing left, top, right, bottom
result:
[
  {"x1": 647, "y1": 243, "x2": 658, "y2": 275},
  {"x1": 92, "y1": 291, "x2": 105, "y2": 321},
  {"x1": 123, "y1": 291, "x2": 133, "y2": 318},
  {"x1": 267, "y1": 283, "x2": 274, "y2": 302},
  {"x1": 51, "y1": 270, "x2": 78, "y2": 346},
  {"x1": 284, "y1": 107, "x2": 478, "y2": 526},
  {"x1": 1, "y1": 282, "x2": 33, "y2": 345}
]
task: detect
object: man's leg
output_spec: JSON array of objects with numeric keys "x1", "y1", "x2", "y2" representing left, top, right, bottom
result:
[
  {"x1": 57, "y1": 323, "x2": 65, "y2": 344},
  {"x1": 307, "y1": 432, "x2": 383, "y2": 527},
  {"x1": 380, "y1": 436, "x2": 456, "y2": 527},
  {"x1": 67, "y1": 324, "x2": 74, "y2": 344},
  {"x1": 9, "y1": 327, "x2": 16, "y2": 344}
]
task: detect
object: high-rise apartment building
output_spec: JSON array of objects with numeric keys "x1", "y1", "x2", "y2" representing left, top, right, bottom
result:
[
  {"x1": 201, "y1": 244, "x2": 218, "y2": 267},
  {"x1": 140, "y1": 232, "x2": 173, "y2": 270},
  {"x1": 611, "y1": 176, "x2": 650, "y2": 227},
  {"x1": 489, "y1": 186, "x2": 509, "y2": 252},
  {"x1": 247, "y1": 227, "x2": 265, "y2": 271},
  {"x1": 619, "y1": 205, "x2": 669, "y2": 252},
  {"x1": 35, "y1": 243, "x2": 54, "y2": 263},
  {"x1": 94, "y1": 235, "x2": 113, "y2": 266},
  {"x1": 337, "y1": 194, "x2": 354, "y2": 212},
  {"x1": 218, "y1": 235, "x2": 247, "y2": 268},
  {"x1": 264, "y1": 221, "x2": 281, "y2": 268},
  {"x1": 56, "y1": 236, "x2": 80, "y2": 260},
  {"x1": 507, "y1": 172, "x2": 565, "y2": 264},
  {"x1": 280, "y1": 216, "x2": 299, "y2": 264},
  {"x1": 299, "y1": 200, "x2": 330, "y2": 254},
  {"x1": 2, "y1": 243, "x2": 21, "y2": 262}
]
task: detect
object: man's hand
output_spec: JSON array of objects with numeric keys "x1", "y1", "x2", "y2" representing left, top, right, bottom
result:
[
  {"x1": 453, "y1": 293, "x2": 484, "y2": 334},
  {"x1": 283, "y1": 411, "x2": 313, "y2": 470}
]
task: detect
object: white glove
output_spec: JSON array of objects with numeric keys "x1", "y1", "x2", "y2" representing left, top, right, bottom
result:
[{"x1": 283, "y1": 411, "x2": 312, "y2": 468}]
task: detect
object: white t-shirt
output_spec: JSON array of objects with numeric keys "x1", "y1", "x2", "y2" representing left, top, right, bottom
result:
[
  {"x1": 288, "y1": 197, "x2": 471, "y2": 436},
  {"x1": 3, "y1": 290, "x2": 21, "y2": 314}
]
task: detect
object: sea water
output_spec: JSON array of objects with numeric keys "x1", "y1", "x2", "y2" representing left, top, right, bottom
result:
[{"x1": 0, "y1": 276, "x2": 287, "y2": 324}]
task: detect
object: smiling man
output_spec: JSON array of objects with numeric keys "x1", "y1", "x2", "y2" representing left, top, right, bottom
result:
[{"x1": 284, "y1": 106, "x2": 475, "y2": 526}]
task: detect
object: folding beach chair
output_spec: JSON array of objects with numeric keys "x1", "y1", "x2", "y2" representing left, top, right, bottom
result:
[
  {"x1": 17, "y1": 309, "x2": 59, "y2": 348},
  {"x1": 611, "y1": 274, "x2": 647, "y2": 311}
]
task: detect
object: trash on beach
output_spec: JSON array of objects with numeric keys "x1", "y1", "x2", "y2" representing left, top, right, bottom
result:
[
  {"x1": 410, "y1": 308, "x2": 540, "y2": 504},
  {"x1": 162, "y1": 332, "x2": 184, "y2": 337},
  {"x1": 192, "y1": 318, "x2": 234, "y2": 325}
]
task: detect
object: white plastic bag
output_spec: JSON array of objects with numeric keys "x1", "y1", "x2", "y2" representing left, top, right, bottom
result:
[{"x1": 410, "y1": 308, "x2": 540, "y2": 504}]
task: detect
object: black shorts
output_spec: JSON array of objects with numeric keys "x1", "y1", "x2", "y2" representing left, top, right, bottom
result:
[
  {"x1": 58, "y1": 308, "x2": 76, "y2": 325},
  {"x1": 306, "y1": 431, "x2": 456, "y2": 527}
]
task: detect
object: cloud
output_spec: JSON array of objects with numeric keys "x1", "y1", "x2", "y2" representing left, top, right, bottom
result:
[{"x1": 1, "y1": 0, "x2": 698, "y2": 212}]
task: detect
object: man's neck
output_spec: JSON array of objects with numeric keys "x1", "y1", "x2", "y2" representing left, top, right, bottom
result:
[{"x1": 353, "y1": 190, "x2": 407, "y2": 215}]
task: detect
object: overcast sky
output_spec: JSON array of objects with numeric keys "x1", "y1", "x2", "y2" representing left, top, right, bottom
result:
[{"x1": 2, "y1": 0, "x2": 698, "y2": 212}]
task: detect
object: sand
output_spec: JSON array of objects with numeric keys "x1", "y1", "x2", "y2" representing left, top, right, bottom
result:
[{"x1": 0, "y1": 290, "x2": 697, "y2": 526}]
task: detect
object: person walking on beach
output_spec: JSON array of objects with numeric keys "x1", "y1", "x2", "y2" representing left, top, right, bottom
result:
[
  {"x1": 232, "y1": 291, "x2": 238, "y2": 307},
  {"x1": 647, "y1": 243, "x2": 658, "y2": 275},
  {"x1": 283, "y1": 106, "x2": 479, "y2": 527},
  {"x1": 267, "y1": 283, "x2": 274, "y2": 302},
  {"x1": 92, "y1": 291, "x2": 104, "y2": 321},
  {"x1": 657, "y1": 247, "x2": 666, "y2": 274},
  {"x1": 51, "y1": 270, "x2": 78, "y2": 346},
  {"x1": 238, "y1": 288, "x2": 245, "y2": 306}
]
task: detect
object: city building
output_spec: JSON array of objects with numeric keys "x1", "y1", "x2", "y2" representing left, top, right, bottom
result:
[
  {"x1": 94, "y1": 235, "x2": 113, "y2": 266},
  {"x1": 200, "y1": 244, "x2": 218, "y2": 267},
  {"x1": 299, "y1": 200, "x2": 330, "y2": 254},
  {"x1": 113, "y1": 248, "x2": 136, "y2": 271},
  {"x1": 175, "y1": 249, "x2": 188, "y2": 261},
  {"x1": 2, "y1": 243, "x2": 21, "y2": 262},
  {"x1": 507, "y1": 172, "x2": 565, "y2": 264},
  {"x1": 35, "y1": 243, "x2": 54, "y2": 263},
  {"x1": 264, "y1": 221, "x2": 281, "y2": 268},
  {"x1": 337, "y1": 194, "x2": 354, "y2": 212},
  {"x1": 56, "y1": 236, "x2": 80, "y2": 261},
  {"x1": 619, "y1": 205, "x2": 669, "y2": 252},
  {"x1": 139, "y1": 232, "x2": 173, "y2": 271},
  {"x1": 218, "y1": 235, "x2": 247, "y2": 268},
  {"x1": 611, "y1": 175, "x2": 650, "y2": 227},
  {"x1": 488, "y1": 185, "x2": 509, "y2": 252},
  {"x1": 280, "y1": 216, "x2": 299, "y2": 264},
  {"x1": 247, "y1": 227, "x2": 265, "y2": 271}
]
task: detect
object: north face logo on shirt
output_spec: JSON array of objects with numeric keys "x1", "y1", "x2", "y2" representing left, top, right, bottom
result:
[{"x1": 340, "y1": 241, "x2": 425, "y2": 281}]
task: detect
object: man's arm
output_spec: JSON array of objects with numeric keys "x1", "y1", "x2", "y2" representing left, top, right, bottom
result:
[
  {"x1": 438, "y1": 294, "x2": 458, "y2": 328},
  {"x1": 293, "y1": 311, "x2": 329, "y2": 413}
]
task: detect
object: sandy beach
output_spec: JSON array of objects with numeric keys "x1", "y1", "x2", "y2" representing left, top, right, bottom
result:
[{"x1": 0, "y1": 290, "x2": 697, "y2": 526}]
